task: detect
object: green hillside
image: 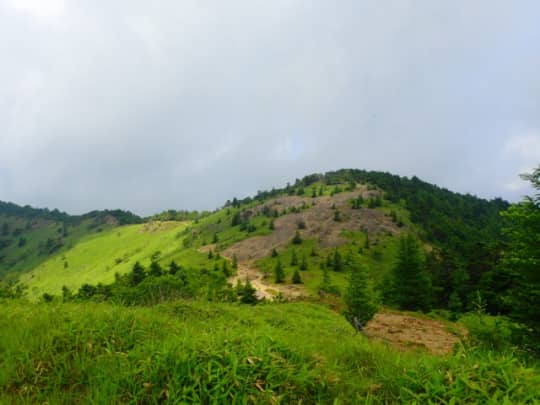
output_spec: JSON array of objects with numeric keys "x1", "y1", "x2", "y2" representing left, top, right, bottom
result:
[
  {"x1": 20, "y1": 221, "x2": 197, "y2": 298},
  {"x1": 0, "y1": 202, "x2": 142, "y2": 280}
]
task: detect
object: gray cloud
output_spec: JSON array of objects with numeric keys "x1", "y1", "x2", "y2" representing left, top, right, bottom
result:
[{"x1": 0, "y1": 0, "x2": 539, "y2": 215}]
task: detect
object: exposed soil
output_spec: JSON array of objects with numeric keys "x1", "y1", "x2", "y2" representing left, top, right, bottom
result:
[
  {"x1": 223, "y1": 187, "x2": 401, "y2": 263},
  {"x1": 364, "y1": 312, "x2": 467, "y2": 355},
  {"x1": 228, "y1": 262, "x2": 305, "y2": 300}
]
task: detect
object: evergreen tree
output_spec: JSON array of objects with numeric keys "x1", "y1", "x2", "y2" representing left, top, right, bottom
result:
[
  {"x1": 391, "y1": 234, "x2": 431, "y2": 312},
  {"x1": 231, "y1": 211, "x2": 241, "y2": 226},
  {"x1": 364, "y1": 234, "x2": 370, "y2": 250},
  {"x1": 501, "y1": 166, "x2": 540, "y2": 336},
  {"x1": 269, "y1": 219, "x2": 275, "y2": 230},
  {"x1": 241, "y1": 278, "x2": 258, "y2": 304},
  {"x1": 292, "y1": 230, "x2": 302, "y2": 244},
  {"x1": 292, "y1": 269, "x2": 303, "y2": 284},
  {"x1": 334, "y1": 210, "x2": 341, "y2": 222},
  {"x1": 299, "y1": 253, "x2": 308, "y2": 271},
  {"x1": 290, "y1": 249, "x2": 298, "y2": 266},
  {"x1": 274, "y1": 260, "x2": 285, "y2": 283},
  {"x1": 212, "y1": 233, "x2": 219, "y2": 244},
  {"x1": 310, "y1": 246, "x2": 318, "y2": 257},
  {"x1": 208, "y1": 250, "x2": 214, "y2": 259},
  {"x1": 232, "y1": 254, "x2": 238, "y2": 269},
  {"x1": 131, "y1": 262, "x2": 146, "y2": 286},
  {"x1": 271, "y1": 248, "x2": 278, "y2": 258},
  {"x1": 344, "y1": 262, "x2": 377, "y2": 329},
  {"x1": 222, "y1": 261, "x2": 231, "y2": 277},
  {"x1": 169, "y1": 260, "x2": 180, "y2": 275},
  {"x1": 333, "y1": 250, "x2": 343, "y2": 272},
  {"x1": 149, "y1": 261, "x2": 163, "y2": 277}
]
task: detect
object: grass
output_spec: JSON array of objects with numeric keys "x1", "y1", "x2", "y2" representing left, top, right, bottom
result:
[
  {"x1": 0, "y1": 214, "x2": 117, "y2": 279},
  {"x1": 19, "y1": 221, "x2": 211, "y2": 299},
  {"x1": 1, "y1": 299, "x2": 539, "y2": 404},
  {"x1": 255, "y1": 234, "x2": 401, "y2": 297}
]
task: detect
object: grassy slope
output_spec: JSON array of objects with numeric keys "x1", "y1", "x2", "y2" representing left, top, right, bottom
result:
[
  {"x1": 20, "y1": 221, "x2": 210, "y2": 298},
  {"x1": 1, "y1": 300, "x2": 538, "y2": 404},
  {"x1": 0, "y1": 214, "x2": 118, "y2": 279},
  {"x1": 18, "y1": 183, "x2": 413, "y2": 300}
]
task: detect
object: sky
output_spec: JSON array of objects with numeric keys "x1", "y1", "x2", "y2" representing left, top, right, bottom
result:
[{"x1": 0, "y1": 0, "x2": 539, "y2": 216}]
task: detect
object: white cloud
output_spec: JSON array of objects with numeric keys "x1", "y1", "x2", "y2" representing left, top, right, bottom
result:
[{"x1": 1, "y1": 0, "x2": 65, "y2": 23}]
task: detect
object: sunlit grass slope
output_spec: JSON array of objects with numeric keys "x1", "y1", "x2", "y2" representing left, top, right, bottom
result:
[
  {"x1": 20, "y1": 221, "x2": 195, "y2": 298},
  {"x1": 1, "y1": 300, "x2": 539, "y2": 404}
]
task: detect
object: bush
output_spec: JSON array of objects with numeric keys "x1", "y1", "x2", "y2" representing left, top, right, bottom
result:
[{"x1": 459, "y1": 313, "x2": 519, "y2": 351}]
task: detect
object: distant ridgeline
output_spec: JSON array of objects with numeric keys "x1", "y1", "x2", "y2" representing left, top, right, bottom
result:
[
  {"x1": 0, "y1": 200, "x2": 142, "y2": 278},
  {"x1": 1, "y1": 168, "x2": 511, "y2": 314}
]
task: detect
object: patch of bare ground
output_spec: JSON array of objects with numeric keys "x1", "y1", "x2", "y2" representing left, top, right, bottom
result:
[
  {"x1": 228, "y1": 262, "x2": 305, "y2": 301},
  {"x1": 223, "y1": 186, "x2": 401, "y2": 263},
  {"x1": 364, "y1": 312, "x2": 467, "y2": 355}
]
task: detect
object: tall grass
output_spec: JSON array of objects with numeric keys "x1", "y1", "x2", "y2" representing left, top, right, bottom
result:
[{"x1": 1, "y1": 300, "x2": 539, "y2": 404}]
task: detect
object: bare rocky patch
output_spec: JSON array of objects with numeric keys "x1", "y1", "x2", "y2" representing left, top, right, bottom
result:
[{"x1": 364, "y1": 312, "x2": 467, "y2": 355}]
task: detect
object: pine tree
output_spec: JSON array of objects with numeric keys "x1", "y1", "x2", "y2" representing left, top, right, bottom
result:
[
  {"x1": 222, "y1": 261, "x2": 231, "y2": 277},
  {"x1": 299, "y1": 253, "x2": 308, "y2": 271},
  {"x1": 232, "y1": 254, "x2": 238, "y2": 269},
  {"x1": 241, "y1": 278, "x2": 258, "y2": 304},
  {"x1": 292, "y1": 230, "x2": 302, "y2": 244},
  {"x1": 344, "y1": 262, "x2": 377, "y2": 329},
  {"x1": 149, "y1": 261, "x2": 163, "y2": 277},
  {"x1": 290, "y1": 249, "x2": 299, "y2": 266},
  {"x1": 274, "y1": 260, "x2": 285, "y2": 283},
  {"x1": 501, "y1": 166, "x2": 540, "y2": 335},
  {"x1": 131, "y1": 262, "x2": 146, "y2": 286},
  {"x1": 391, "y1": 234, "x2": 431, "y2": 312},
  {"x1": 169, "y1": 260, "x2": 180, "y2": 275},
  {"x1": 269, "y1": 220, "x2": 275, "y2": 230},
  {"x1": 208, "y1": 250, "x2": 214, "y2": 259},
  {"x1": 364, "y1": 234, "x2": 370, "y2": 250},
  {"x1": 333, "y1": 250, "x2": 343, "y2": 272},
  {"x1": 292, "y1": 269, "x2": 303, "y2": 284},
  {"x1": 271, "y1": 248, "x2": 278, "y2": 258},
  {"x1": 212, "y1": 233, "x2": 219, "y2": 244},
  {"x1": 310, "y1": 246, "x2": 318, "y2": 257}
]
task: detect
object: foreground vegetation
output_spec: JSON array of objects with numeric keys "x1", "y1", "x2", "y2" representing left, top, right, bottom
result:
[{"x1": 1, "y1": 300, "x2": 539, "y2": 404}]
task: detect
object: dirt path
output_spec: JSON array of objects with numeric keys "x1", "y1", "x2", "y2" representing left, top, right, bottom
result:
[
  {"x1": 364, "y1": 312, "x2": 467, "y2": 355},
  {"x1": 227, "y1": 260, "x2": 305, "y2": 300}
]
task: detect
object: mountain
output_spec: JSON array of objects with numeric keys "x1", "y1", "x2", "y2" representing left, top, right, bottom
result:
[
  {"x1": 3, "y1": 169, "x2": 509, "y2": 313},
  {"x1": 2, "y1": 168, "x2": 539, "y2": 404}
]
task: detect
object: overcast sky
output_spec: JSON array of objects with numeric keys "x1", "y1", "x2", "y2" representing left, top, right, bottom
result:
[{"x1": 0, "y1": 1, "x2": 539, "y2": 216}]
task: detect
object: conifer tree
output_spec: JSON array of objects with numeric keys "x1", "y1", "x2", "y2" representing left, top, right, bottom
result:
[
  {"x1": 299, "y1": 253, "x2": 308, "y2": 271},
  {"x1": 333, "y1": 250, "x2": 343, "y2": 272},
  {"x1": 232, "y1": 254, "x2": 238, "y2": 269},
  {"x1": 292, "y1": 269, "x2": 303, "y2": 284},
  {"x1": 292, "y1": 230, "x2": 302, "y2": 244},
  {"x1": 149, "y1": 261, "x2": 163, "y2": 277},
  {"x1": 271, "y1": 248, "x2": 278, "y2": 258},
  {"x1": 168, "y1": 260, "x2": 180, "y2": 275},
  {"x1": 222, "y1": 261, "x2": 231, "y2": 277},
  {"x1": 344, "y1": 262, "x2": 377, "y2": 329},
  {"x1": 241, "y1": 278, "x2": 258, "y2": 304},
  {"x1": 131, "y1": 261, "x2": 146, "y2": 286},
  {"x1": 290, "y1": 249, "x2": 298, "y2": 266},
  {"x1": 208, "y1": 250, "x2": 214, "y2": 259},
  {"x1": 501, "y1": 166, "x2": 540, "y2": 335},
  {"x1": 310, "y1": 246, "x2": 318, "y2": 257},
  {"x1": 391, "y1": 234, "x2": 431, "y2": 311},
  {"x1": 274, "y1": 260, "x2": 285, "y2": 283}
]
